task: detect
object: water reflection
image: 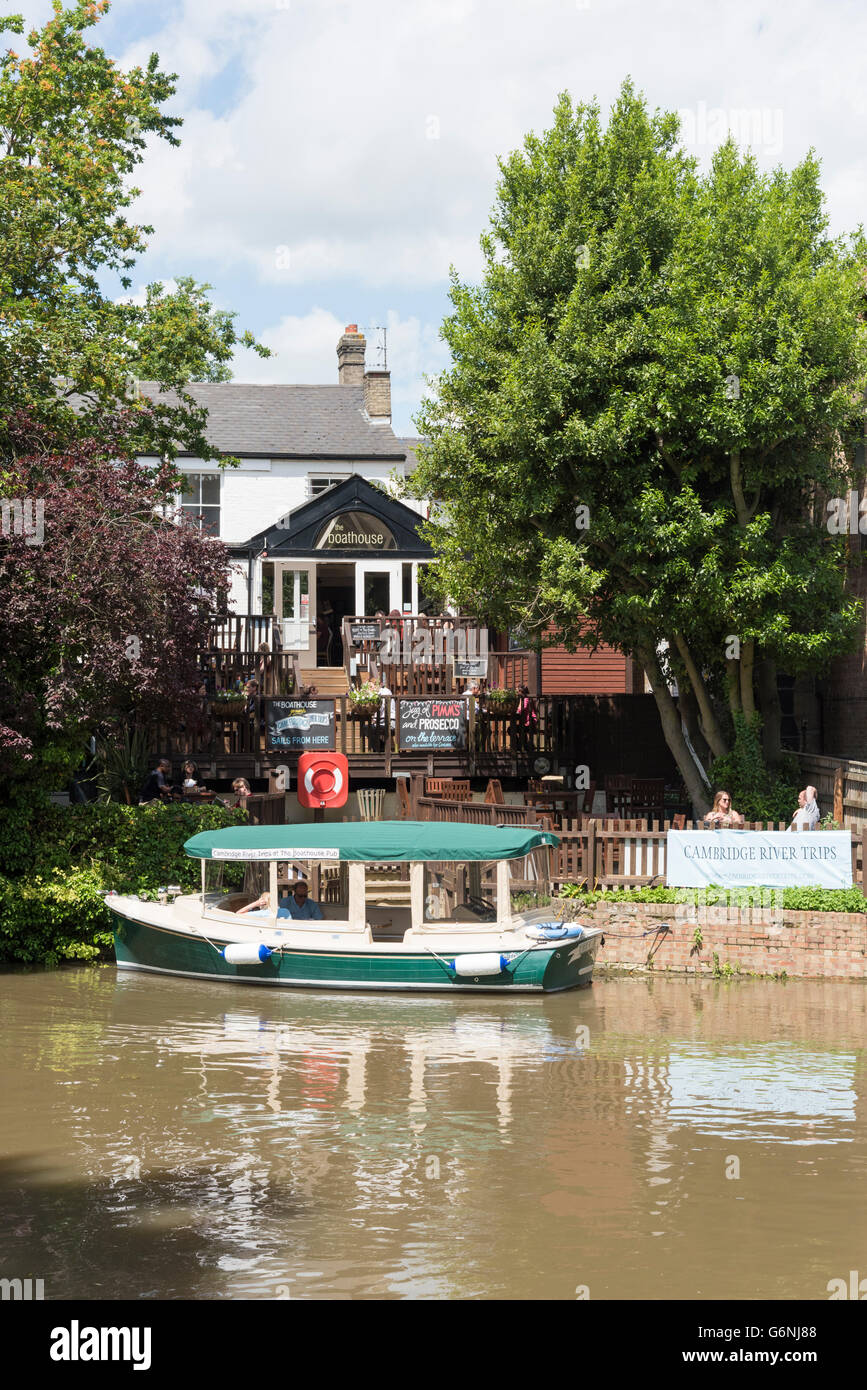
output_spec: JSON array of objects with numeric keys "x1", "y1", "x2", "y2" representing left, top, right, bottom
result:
[{"x1": 0, "y1": 969, "x2": 865, "y2": 1299}]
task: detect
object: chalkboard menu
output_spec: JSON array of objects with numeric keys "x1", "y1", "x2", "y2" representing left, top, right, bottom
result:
[
  {"x1": 266, "y1": 699, "x2": 336, "y2": 751},
  {"x1": 349, "y1": 622, "x2": 382, "y2": 644},
  {"x1": 398, "y1": 698, "x2": 467, "y2": 751}
]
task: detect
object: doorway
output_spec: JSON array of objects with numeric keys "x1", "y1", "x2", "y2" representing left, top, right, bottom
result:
[{"x1": 316, "y1": 563, "x2": 355, "y2": 666}]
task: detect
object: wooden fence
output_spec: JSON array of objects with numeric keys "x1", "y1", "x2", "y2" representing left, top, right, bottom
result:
[
  {"x1": 416, "y1": 789, "x2": 867, "y2": 893},
  {"x1": 796, "y1": 753, "x2": 867, "y2": 833}
]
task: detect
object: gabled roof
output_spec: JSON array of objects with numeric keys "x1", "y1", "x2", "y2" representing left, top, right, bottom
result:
[
  {"x1": 135, "y1": 382, "x2": 408, "y2": 460},
  {"x1": 233, "y1": 473, "x2": 433, "y2": 557}
]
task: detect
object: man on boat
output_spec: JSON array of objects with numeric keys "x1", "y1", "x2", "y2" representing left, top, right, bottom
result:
[
  {"x1": 236, "y1": 880, "x2": 323, "y2": 920},
  {"x1": 281, "y1": 879, "x2": 323, "y2": 920}
]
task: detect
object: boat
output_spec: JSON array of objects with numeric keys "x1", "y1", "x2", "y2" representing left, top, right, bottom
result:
[{"x1": 108, "y1": 820, "x2": 603, "y2": 993}]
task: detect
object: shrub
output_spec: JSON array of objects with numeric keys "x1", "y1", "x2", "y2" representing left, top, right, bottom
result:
[
  {"x1": 0, "y1": 800, "x2": 248, "y2": 964},
  {"x1": 557, "y1": 883, "x2": 867, "y2": 914}
]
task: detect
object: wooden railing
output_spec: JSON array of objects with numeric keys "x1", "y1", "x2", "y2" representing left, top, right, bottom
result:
[{"x1": 796, "y1": 752, "x2": 867, "y2": 832}]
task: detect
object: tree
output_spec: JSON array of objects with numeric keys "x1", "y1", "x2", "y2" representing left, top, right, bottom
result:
[
  {"x1": 0, "y1": 0, "x2": 268, "y2": 460},
  {"x1": 409, "y1": 83, "x2": 867, "y2": 813},
  {"x1": 0, "y1": 409, "x2": 230, "y2": 794}
]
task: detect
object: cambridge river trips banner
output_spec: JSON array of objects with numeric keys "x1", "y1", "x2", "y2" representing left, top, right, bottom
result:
[{"x1": 666, "y1": 829, "x2": 853, "y2": 890}]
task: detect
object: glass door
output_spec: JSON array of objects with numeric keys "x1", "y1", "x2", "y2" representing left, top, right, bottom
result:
[{"x1": 275, "y1": 564, "x2": 314, "y2": 655}]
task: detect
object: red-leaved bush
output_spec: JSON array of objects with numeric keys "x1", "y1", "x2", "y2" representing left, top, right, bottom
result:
[{"x1": 0, "y1": 410, "x2": 229, "y2": 787}]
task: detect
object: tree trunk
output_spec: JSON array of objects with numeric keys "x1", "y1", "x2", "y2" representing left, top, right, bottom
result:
[
  {"x1": 672, "y1": 633, "x2": 728, "y2": 758},
  {"x1": 740, "y1": 639, "x2": 756, "y2": 720},
  {"x1": 726, "y1": 658, "x2": 742, "y2": 715},
  {"x1": 678, "y1": 684, "x2": 711, "y2": 767},
  {"x1": 756, "y1": 655, "x2": 783, "y2": 768},
  {"x1": 638, "y1": 644, "x2": 712, "y2": 816}
]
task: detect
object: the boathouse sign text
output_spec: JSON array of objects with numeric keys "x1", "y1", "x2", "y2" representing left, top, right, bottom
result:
[{"x1": 316, "y1": 512, "x2": 397, "y2": 551}]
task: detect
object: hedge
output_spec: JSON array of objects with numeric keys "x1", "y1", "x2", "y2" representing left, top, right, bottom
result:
[
  {"x1": 0, "y1": 801, "x2": 248, "y2": 966},
  {"x1": 558, "y1": 883, "x2": 867, "y2": 914}
]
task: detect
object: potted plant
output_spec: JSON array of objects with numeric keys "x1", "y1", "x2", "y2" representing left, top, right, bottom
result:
[
  {"x1": 210, "y1": 688, "x2": 247, "y2": 718},
  {"x1": 347, "y1": 684, "x2": 381, "y2": 721},
  {"x1": 482, "y1": 687, "x2": 519, "y2": 719}
]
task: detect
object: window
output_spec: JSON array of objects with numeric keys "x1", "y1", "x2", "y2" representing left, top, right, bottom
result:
[
  {"x1": 309, "y1": 474, "x2": 350, "y2": 499},
  {"x1": 181, "y1": 473, "x2": 220, "y2": 535}
]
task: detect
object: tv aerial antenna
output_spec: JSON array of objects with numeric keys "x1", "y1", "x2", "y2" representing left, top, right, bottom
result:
[{"x1": 365, "y1": 324, "x2": 388, "y2": 371}]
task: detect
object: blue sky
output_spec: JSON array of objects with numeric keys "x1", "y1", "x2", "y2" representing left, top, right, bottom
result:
[{"x1": 10, "y1": 0, "x2": 867, "y2": 433}]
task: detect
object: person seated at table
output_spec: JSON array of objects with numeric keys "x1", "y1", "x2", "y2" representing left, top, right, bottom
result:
[
  {"x1": 704, "y1": 789, "x2": 744, "y2": 828},
  {"x1": 179, "y1": 759, "x2": 201, "y2": 792},
  {"x1": 788, "y1": 786, "x2": 820, "y2": 831},
  {"x1": 139, "y1": 758, "x2": 172, "y2": 804}
]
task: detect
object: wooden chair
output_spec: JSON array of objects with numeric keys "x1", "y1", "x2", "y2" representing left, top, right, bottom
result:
[
  {"x1": 397, "y1": 779, "x2": 412, "y2": 819},
  {"x1": 605, "y1": 773, "x2": 634, "y2": 815},
  {"x1": 630, "y1": 778, "x2": 666, "y2": 819},
  {"x1": 580, "y1": 780, "x2": 597, "y2": 814},
  {"x1": 484, "y1": 778, "x2": 505, "y2": 805},
  {"x1": 671, "y1": 813, "x2": 686, "y2": 830}
]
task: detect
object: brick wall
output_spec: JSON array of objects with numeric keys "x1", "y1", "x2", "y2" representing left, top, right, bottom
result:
[{"x1": 579, "y1": 900, "x2": 867, "y2": 980}]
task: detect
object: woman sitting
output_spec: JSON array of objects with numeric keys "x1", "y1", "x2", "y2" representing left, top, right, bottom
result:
[{"x1": 703, "y1": 789, "x2": 745, "y2": 828}]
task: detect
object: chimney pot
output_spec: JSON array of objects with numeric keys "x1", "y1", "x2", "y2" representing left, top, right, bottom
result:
[{"x1": 337, "y1": 324, "x2": 366, "y2": 385}]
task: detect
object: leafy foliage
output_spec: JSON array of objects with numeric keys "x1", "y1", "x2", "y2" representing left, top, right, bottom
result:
[
  {"x1": 708, "y1": 712, "x2": 799, "y2": 821},
  {"x1": 408, "y1": 81, "x2": 867, "y2": 810},
  {"x1": 558, "y1": 882, "x2": 866, "y2": 913},
  {"x1": 0, "y1": 800, "x2": 247, "y2": 964},
  {"x1": 0, "y1": 412, "x2": 228, "y2": 789},
  {"x1": 0, "y1": 1, "x2": 268, "y2": 459}
]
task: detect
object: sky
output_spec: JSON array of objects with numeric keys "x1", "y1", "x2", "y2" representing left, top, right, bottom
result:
[{"x1": 10, "y1": 0, "x2": 867, "y2": 433}]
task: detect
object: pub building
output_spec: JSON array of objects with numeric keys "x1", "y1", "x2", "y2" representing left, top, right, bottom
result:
[{"x1": 135, "y1": 325, "x2": 658, "y2": 794}]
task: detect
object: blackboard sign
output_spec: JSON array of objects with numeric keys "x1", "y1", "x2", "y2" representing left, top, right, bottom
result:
[
  {"x1": 266, "y1": 699, "x2": 336, "y2": 751},
  {"x1": 398, "y1": 698, "x2": 467, "y2": 751},
  {"x1": 350, "y1": 622, "x2": 381, "y2": 644},
  {"x1": 454, "y1": 658, "x2": 488, "y2": 679}
]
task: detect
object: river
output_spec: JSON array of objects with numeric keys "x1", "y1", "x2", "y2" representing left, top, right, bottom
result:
[{"x1": 1, "y1": 968, "x2": 865, "y2": 1300}]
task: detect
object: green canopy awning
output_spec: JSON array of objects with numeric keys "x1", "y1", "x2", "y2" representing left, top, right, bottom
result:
[{"x1": 183, "y1": 820, "x2": 558, "y2": 863}]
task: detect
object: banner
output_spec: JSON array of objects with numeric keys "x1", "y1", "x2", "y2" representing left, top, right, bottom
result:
[{"x1": 666, "y1": 829, "x2": 852, "y2": 890}]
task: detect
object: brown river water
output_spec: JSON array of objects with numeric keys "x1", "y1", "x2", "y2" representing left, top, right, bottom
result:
[{"x1": 1, "y1": 967, "x2": 865, "y2": 1301}]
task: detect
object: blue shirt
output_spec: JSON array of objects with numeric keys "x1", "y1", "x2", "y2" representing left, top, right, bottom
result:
[{"x1": 278, "y1": 896, "x2": 323, "y2": 920}]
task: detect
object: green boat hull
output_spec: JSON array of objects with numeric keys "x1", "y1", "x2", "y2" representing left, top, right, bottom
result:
[{"x1": 111, "y1": 914, "x2": 598, "y2": 994}]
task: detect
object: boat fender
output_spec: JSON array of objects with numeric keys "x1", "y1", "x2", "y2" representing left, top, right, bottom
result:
[
  {"x1": 525, "y1": 924, "x2": 585, "y2": 942},
  {"x1": 450, "y1": 953, "x2": 509, "y2": 977},
  {"x1": 222, "y1": 943, "x2": 273, "y2": 965}
]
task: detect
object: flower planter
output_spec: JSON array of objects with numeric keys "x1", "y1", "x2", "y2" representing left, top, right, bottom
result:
[
  {"x1": 483, "y1": 702, "x2": 518, "y2": 720},
  {"x1": 348, "y1": 703, "x2": 379, "y2": 722},
  {"x1": 210, "y1": 698, "x2": 247, "y2": 719}
]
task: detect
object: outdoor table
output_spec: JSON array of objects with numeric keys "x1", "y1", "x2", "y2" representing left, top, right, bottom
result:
[{"x1": 524, "y1": 789, "x2": 584, "y2": 822}]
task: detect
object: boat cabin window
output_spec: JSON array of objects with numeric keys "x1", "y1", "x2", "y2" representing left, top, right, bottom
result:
[
  {"x1": 204, "y1": 859, "x2": 350, "y2": 921},
  {"x1": 508, "y1": 848, "x2": 553, "y2": 919},
  {"x1": 276, "y1": 860, "x2": 349, "y2": 920},
  {"x1": 422, "y1": 860, "x2": 498, "y2": 925}
]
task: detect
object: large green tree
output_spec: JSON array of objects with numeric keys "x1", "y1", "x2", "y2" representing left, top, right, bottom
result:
[
  {"x1": 410, "y1": 82, "x2": 867, "y2": 813},
  {"x1": 0, "y1": 0, "x2": 267, "y2": 459}
]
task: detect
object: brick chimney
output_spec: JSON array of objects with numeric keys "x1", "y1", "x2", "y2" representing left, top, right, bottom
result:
[
  {"x1": 363, "y1": 368, "x2": 391, "y2": 424},
  {"x1": 337, "y1": 324, "x2": 366, "y2": 386}
]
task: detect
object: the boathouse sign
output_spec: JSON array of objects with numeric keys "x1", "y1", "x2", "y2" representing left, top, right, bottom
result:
[{"x1": 316, "y1": 512, "x2": 397, "y2": 551}]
